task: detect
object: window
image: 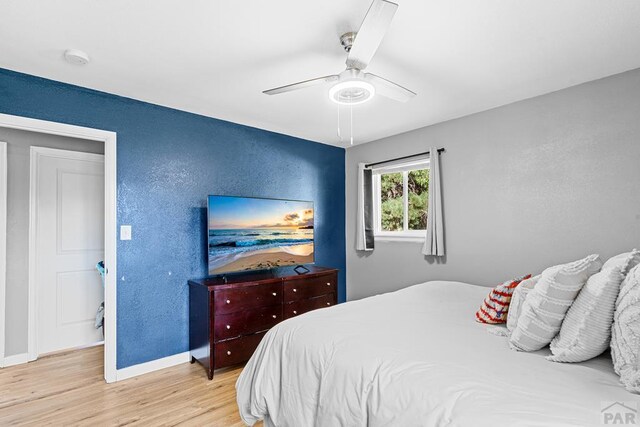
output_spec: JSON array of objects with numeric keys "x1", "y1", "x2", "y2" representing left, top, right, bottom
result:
[{"x1": 373, "y1": 159, "x2": 429, "y2": 241}]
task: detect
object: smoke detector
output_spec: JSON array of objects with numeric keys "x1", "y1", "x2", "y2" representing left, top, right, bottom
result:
[{"x1": 64, "y1": 49, "x2": 90, "y2": 66}]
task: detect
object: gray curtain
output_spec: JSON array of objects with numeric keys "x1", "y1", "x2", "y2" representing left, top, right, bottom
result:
[
  {"x1": 356, "y1": 163, "x2": 374, "y2": 251},
  {"x1": 422, "y1": 148, "x2": 444, "y2": 256}
]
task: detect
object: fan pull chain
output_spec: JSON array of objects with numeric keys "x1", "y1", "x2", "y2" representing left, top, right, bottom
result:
[
  {"x1": 336, "y1": 96, "x2": 355, "y2": 146},
  {"x1": 350, "y1": 104, "x2": 354, "y2": 145},
  {"x1": 337, "y1": 104, "x2": 343, "y2": 142}
]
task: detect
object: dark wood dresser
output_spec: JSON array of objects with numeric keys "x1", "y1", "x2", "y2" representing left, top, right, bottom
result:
[{"x1": 188, "y1": 266, "x2": 338, "y2": 379}]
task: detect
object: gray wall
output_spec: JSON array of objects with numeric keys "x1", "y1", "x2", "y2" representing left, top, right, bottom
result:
[
  {"x1": 346, "y1": 68, "x2": 640, "y2": 301},
  {"x1": 1, "y1": 128, "x2": 103, "y2": 357}
]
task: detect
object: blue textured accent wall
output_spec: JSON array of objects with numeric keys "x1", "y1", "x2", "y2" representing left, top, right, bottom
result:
[{"x1": 0, "y1": 68, "x2": 346, "y2": 369}]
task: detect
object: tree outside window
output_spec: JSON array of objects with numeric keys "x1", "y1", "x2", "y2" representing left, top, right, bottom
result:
[{"x1": 377, "y1": 166, "x2": 428, "y2": 236}]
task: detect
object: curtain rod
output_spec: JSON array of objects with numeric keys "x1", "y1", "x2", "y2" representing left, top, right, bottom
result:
[{"x1": 365, "y1": 148, "x2": 445, "y2": 169}]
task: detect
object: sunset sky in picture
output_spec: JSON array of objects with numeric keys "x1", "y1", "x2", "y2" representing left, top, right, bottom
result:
[{"x1": 208, "y1": 196, "x2": 314, "y2": 229}]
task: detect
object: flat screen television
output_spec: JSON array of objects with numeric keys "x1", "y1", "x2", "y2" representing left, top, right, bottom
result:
[{"x1": 207, "y1": 195, "x2": 314, "y2": 275}]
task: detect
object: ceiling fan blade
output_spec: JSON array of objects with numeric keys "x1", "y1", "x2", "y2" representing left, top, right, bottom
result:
[
  {"x1": 346, "y1": 0, "x2": 398, "y2": 70},
  {"x1": 365, "y1": 73, "x2": 416, "y2": 102},
  {"x1": 263, "y1": 75, "x2": 339, "y2": 95}
]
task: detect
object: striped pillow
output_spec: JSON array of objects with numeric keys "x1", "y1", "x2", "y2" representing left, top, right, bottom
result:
[
  {"x1": 509, "y1": 254, "x2": 602, "y2": 352},
  {"x1": 476, "y1": 275, "x2": 532, "y2": 324},
  {"x1": 507, "y1": 275, "x2": 541, "y2": 332},
  {"x1": 548, "y1": 267, "x2": 624, "y2": 362},
  {"x1": 549, "y1": 250, "x2": 640, "y2": 363}
]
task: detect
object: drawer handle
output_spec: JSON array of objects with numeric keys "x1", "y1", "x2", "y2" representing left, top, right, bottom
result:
[
  {"x1": 226, "y1": 325, "x2": 231, "y2": 330},
  {"x1": 327, "y1": 282, "x2": 331, "y2": 286},
  {"x1": 227, "y1": 350, "x2": 231, "y2": 356},
  {"x1": 272, "y1": 292, "x2": 277, "y2": 296},
  {"x1": 326, "y1": 302, "x2": 331, "y2": 306},
  {"x1": 293, "y1": 289, "x2": 297, "y2": 292},
  {"x1": 226, "y1": 299, "x2": 231, "y2": 304},
  {"x1": 272, "y1": 314, "x2": 277, "y2": 319},
  {"x1": 293, "y1": 310, "x2": 297, "y2": 315}
]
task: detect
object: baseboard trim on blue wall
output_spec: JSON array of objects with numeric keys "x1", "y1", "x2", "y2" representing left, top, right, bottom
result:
[
  {"x1": 0, "y1": 350, "x2": 192, "y2": 381},
  {"x1": 116, "y1": 351, "x2": 191, "y2": 381}
]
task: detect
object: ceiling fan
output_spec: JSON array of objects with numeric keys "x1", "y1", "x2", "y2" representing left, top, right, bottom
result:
[{"x1": 263, "y1": 0, "x2": 416, "y2": 105}]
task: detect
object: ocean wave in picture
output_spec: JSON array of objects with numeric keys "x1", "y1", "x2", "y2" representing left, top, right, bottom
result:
[{"x1": 210, "y1": 238, "x2": 313, "y2": 248}]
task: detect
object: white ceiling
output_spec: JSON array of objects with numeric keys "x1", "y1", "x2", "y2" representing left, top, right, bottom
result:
[{"x1": 2, "y1": 0, "x2": 640, "y2": 147}]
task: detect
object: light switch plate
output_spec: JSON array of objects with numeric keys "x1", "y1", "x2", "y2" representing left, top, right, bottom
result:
[{"x1": 120, "y1": 225, "x2": 132, "y2": 240}]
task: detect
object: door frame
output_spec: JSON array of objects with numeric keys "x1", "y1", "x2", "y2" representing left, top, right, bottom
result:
[
  {"x1": 29, "y1": 146, "x2": 106, "y2": 358},
  {"x1": 0, "y1": 113, "x2": 117, "y2": 383}
]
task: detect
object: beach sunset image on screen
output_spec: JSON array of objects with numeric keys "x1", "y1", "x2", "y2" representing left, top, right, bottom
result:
[{"x1": 207, "y1": 196, "x2": 314, "y2": 274}]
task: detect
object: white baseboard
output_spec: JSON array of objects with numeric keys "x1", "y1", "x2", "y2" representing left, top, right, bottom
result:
[
  {"x1": 116, "y1": 351, "x2": 191, "y2": 381},
  {"x1": 1, "y1": 352, "x2": 30, "y2": 368}
]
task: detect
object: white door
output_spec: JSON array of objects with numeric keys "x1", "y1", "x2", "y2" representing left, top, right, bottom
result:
[{"x1": 31, "y1": 147, "x2": 105, "y2": 355}]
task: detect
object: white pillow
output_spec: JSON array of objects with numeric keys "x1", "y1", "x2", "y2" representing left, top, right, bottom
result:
[
  {"x1": 548, "y1": 268, "x2": 624, "y2": 362},
  {"x1": 549, "y1": 250, "x2": 640, "y2": 363},
  {"x1": 603, "y1": 250, "x2": 640, "y2": 274},
  {"x1": 611, "y1": 263, "x2": 640, "y2": 393},
  {"x1": 506, "y1": 275, "x2": 540, "y2": 333},
  {"x1": 509, "y1": 254, "x2": 602, "y2": 352}
]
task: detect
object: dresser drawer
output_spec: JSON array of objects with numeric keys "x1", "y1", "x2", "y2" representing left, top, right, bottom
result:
[
  {"x1": 284, "y1": 274, "x2": 337, "y2": 302},
  {"x1": 214, "y1": 283, "x2": 281, "y2": 315},
  {"x1": 284, "y1": 293, "x2": 335, "y2": 319},
  {"x1": 214, "y1": 305, "x2": 282, "y2": 342},
  {"x1": 214, "y1": 332, "x2": 266, "y2": 369}
]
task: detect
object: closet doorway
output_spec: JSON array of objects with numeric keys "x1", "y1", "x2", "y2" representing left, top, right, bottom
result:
[{"x1": 0, "y1": 114, "x2": 117, "y2": 383}]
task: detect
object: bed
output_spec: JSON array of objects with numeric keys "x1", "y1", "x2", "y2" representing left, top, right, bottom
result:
[{"x1": 236, "y1": 281, "x2": 639, "y2": 426}]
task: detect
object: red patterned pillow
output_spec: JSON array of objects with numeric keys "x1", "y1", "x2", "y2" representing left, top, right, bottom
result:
[{"x1": 475, "y1": 275, "x2": 532, "y2": 324}]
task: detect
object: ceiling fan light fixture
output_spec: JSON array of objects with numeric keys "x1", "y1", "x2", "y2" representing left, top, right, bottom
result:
[{"x1": 329, "y1": 80, "x2": 375, "y2": 105}]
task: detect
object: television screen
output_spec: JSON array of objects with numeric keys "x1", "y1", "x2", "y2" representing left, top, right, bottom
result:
[{"x1": 207, "y1": 195, "x2": 314, "y2": 275}]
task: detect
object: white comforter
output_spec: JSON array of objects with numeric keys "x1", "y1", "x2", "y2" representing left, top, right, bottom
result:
[{"x1": 236, "y1": 281, "x2": 639, "y2": 426}]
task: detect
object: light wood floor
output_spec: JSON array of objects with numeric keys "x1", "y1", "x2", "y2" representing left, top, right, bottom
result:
[{"x1": 0, "y1": 346, "x2": 262, "y2": 426}]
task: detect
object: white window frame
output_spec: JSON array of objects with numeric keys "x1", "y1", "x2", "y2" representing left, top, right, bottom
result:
[{"x1": 372, "y1": 158, "x2": 429, "y2": 242}]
